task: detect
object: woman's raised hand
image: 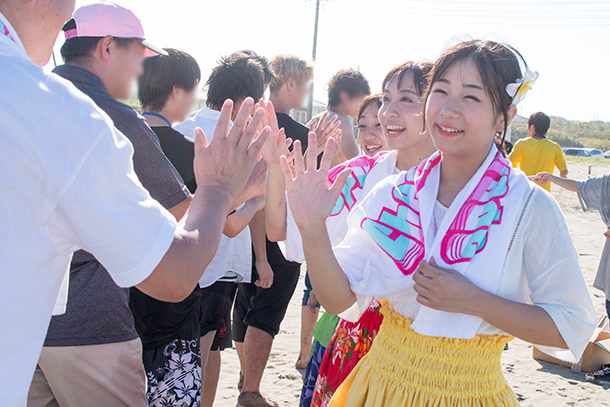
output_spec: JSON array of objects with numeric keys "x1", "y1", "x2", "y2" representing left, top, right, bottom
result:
[{"x1": 280, "y1": 132, "x2": 352, "y2": 230}]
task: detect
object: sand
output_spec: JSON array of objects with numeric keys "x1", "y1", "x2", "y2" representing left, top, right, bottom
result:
[{"x1": 214, "y1": 160, "x2": 610, "y2": 407}]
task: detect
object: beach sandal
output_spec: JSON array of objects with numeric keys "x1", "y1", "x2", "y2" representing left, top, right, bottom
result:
[
  {"x1": 585, "y1": 364, "x2": 610, "y2": 383},
  {"x1": 237, "y1": 391, "x2": 279, "y2": 407}
]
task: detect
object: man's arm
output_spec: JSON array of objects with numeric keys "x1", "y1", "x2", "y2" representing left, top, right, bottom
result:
[
  {"x1": 136, "y1": 98, "x2": 273, "y2": 302},
  {"x1": 560, "y1": 169, "x2": 569, "y2": 178},
  {"x1": 250, "y1": 209, "x2": 274, "y2": 288},
  {"x1": 224, "y1": 196, "x2": 264, "y2": 238}
]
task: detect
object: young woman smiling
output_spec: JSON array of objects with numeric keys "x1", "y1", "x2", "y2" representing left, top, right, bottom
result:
[
  {"x1": 280, "y1": 40, "x2": 597, "y2": 407},
  {"x1": 356, "y1": 94, "x2": 387, "y2": 157}
]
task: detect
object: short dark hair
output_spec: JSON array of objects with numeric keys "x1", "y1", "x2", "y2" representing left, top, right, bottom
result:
[
  {"x1": 382, "y1": 61, "x2": 433, "y2": 97},
  {"x1": 60, "y1": 19, "x2": 134, "y2": 63},
  {"x1": 327, "y1": 69, "x2": 371, "y2": 109},
  {"x1": 227, "y1": 50, "x2": 273, "y2": 86},
  {"x1": 206, "y1": 55, "x2": 265, "y2": 111},
  {"x1": 138, "y1": 48, "x2": 201, "y2": 111},
  {"x1": 528, "y1": 112, "x2": 551, "y2": 136},
  {"x1": 357, "y1": 93, "x2": 382, "y2": 121}
]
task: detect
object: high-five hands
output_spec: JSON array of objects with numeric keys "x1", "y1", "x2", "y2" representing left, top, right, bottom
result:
[
  {"x1": 280, "y1": 132, "x2": 352, "y2": 230},
  {"x1": 309, "y1": 111, "x2": 341, "y2": 155},
  {"x1": 193, "y1": 98, "x2": 273, "y2": 200},
  {"x1": 258, "y1": 99, "x2": 293, "y2": 166}
]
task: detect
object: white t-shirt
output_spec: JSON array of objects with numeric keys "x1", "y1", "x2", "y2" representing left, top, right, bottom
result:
[
  {"x1": 0, "y1": 15, "x2": 177, "y2": 406},
  {"x1": 174, "y1": 107, "x2": 221, "y2": 141},
  {"x1": 176, "y1": 108, "x2": 253, "y2": 286}
]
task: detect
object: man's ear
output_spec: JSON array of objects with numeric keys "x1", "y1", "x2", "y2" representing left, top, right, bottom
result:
[
  {"x1": 495, "y1": 106, "x2": 518, "y2": 133},
  {"x1": 169, "y1": 86, "x2": 181, "y2": 102},
  {"x1": 98, "y1": 36, "x2": 114, "y2": 62}
]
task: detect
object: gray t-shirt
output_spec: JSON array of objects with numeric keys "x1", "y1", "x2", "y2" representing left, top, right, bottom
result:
[
  {"x1": 577, "y1": 173, "x2": 610, "y2": 299},
  {"x1": 44, "y1": 65, "x2": 190, "y2": 347}
]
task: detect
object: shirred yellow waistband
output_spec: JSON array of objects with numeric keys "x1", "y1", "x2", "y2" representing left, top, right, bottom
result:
[{"x1": 365, "y1": 301, "x2": 514, "y2": 399}]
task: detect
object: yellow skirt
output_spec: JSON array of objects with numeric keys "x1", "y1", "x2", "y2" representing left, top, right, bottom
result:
[{"x1": 329, "y1": 301, "x2": 519, "y2": 407}]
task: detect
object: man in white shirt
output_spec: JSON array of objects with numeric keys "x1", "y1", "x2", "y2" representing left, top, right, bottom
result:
[{"x1": 0, "y1": 1, "x2": 273, "y2": 405}]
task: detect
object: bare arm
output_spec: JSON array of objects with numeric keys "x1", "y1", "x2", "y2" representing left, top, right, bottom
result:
[
  {"x1": 414, "y1": 260, "x2": 567, "y2": 348},
  {"x1": 168, "y1": 195, "x2": 192, "y2": 221},
  {"x1": 559, "y1": 169, "x2": 569, "y2": 178},
  {"x1": 136, "y1": 98, "x2": 273, "y2": 302},
  {"x1": 300, "y1": 222, "x2": 357, "y2": 314},
  {"x1": 265, "y1": 163, "x2": 288, "y2": 242},
  {"x1": 260, "y1": 101, "x2": 292, "y2": 242},
  {"x1": 533, "y1": 172, "x2": 578, "y2": 192},
  {"x1": 224, "y1": 196, "x2": 264, "y2": 238},
  {"x1": 280, "y1": 133, "x2": 356, "y2": 314},
  {"x1": 250, "y1": 209, "x2": 274, "y2": 289}
]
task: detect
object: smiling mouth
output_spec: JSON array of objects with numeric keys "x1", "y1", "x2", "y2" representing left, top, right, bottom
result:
[
  {"x1": 385, "y1": 124, "x2": 406, "y2": 137},
  {"x1": 364, "y1": 144, "x2": 382, "y2": 153},
  {"x1": 436, "y1": 124, "x2": 464, "y2": 136}
]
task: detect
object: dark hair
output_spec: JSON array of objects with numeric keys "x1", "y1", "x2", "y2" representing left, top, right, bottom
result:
[
  {"x1": 60, "y1": 19, "x2": 134, "y2": 63},
  {"x1": 382, "y1": 61, "x2": 433, "y2": 97},
  {"x1": 357, "y1": 93, "x2": 382, "y2": 121},
  {"x1": 327, "y1": 69, "x2": 371, "y2": 109},
  {"x1": 423, "y1": 40, "x2": 526, "y2": 155},
  {"x1": 138, "y1": 48, "x2": 201, "y2": 111},
  {"x1": 528, "y1": 112, "x2": 550, "y2": 136},
  {"x1": 205, "y1": 55, "x2": 265, "y2": 111},
  {"x1": 227, "y1": 50, "x2": 273, "y2": 86}
]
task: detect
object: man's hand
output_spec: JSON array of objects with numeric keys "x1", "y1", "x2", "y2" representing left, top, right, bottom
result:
[
  {"x1": 254, "y1": 259, "x2": 274, "y2": 289},
  {"x1": 280, "y1": 132, "x2": 352, "y2": 230},
  {"x1": 193, "y1": 98, "x2": 273, "y2": 200},
  {"x1": 309, "y1": 111, "x2": 341, "y2": 155}
]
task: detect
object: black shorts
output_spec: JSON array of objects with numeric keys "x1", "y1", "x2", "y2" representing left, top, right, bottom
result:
[
  {"x1": 232, "y1": 261, "x2": 301, "y2": 342},
  {"x1": 199, "y1": 281, "x2": 237, "y2": 351}
]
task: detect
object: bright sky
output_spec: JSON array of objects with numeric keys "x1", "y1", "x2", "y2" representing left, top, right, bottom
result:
[{"x1": 47, "y1": 0, "x2": 610, "y2": 122}]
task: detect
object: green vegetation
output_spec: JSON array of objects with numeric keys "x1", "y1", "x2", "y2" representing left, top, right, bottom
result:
[
  {"x1": 565, "y1": 156, "x2": 610, "y2": 166},
  {"x1": 511, "y1": 116, "x2": 610, "y2": 151}
]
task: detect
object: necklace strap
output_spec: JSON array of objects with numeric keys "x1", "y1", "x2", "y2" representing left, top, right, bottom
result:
[{"x1": 142, "y1": 112, "x2": 172, "y2": 128}]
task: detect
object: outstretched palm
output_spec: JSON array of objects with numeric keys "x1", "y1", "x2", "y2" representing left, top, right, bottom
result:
[{"x1": 281, "y1": 132, "x2": 352, "y2": 229}]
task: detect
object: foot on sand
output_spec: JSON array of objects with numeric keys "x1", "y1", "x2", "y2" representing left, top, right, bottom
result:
[
  {"x1": 295, "y1": 357, "x2": 308, "y2": 369},
  {"x1": 237, "y1": 392, "x2": 279, "y2": 407}
]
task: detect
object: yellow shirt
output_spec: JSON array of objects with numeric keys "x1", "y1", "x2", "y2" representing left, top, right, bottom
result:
[{"x1": 509, "y1": 137, "x2": 567, "y2": 192}]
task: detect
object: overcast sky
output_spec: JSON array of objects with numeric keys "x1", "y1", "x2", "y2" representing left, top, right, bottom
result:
[{"x1": 46, "y1": 0, "x2": 610, "y2": 122}]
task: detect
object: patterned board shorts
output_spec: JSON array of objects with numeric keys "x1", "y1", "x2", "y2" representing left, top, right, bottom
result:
[{"x1": 144, "y1": 338, "x2": 201, "y2": 407}]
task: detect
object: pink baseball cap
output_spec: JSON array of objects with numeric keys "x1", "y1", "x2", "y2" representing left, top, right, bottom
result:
[{"x1": 64, "y1": 1, "x2": 166, "y2": 56}]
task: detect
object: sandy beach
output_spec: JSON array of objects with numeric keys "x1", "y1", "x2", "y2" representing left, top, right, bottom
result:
[{"x1": 215, "y1": 160, "x2": 610, "y2": 407}]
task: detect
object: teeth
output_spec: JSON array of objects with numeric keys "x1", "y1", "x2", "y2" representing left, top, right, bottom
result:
[
  {"x1": 386, "y1": 125, "x2": 405, "y2": 133},
  {"x1": 365, "y1": 145, "x2": 381, "y2": 151},
  {"x1": 439, "y1": 125, "x2": 461, "y2": 133}
]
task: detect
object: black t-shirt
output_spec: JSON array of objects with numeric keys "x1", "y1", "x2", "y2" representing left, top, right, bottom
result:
[
  {"x1": 129, "y1": 126, "x2": 201, "y2": 350},
  {"x1": 153, "y1": 126, "x2": 197, "y2": 194},
  {"x1": 277, "y1": 112, "x2": 309, "y2": 155}
]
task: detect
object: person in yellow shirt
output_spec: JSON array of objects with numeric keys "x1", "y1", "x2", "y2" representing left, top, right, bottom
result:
[{"x1": 509, "y1": 112, "x2": 568, "y2": 192}]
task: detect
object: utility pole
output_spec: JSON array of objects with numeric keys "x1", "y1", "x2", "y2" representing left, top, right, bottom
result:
[{"x1": 306, "y1": 0, "x2": 321, "y2": 122}]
